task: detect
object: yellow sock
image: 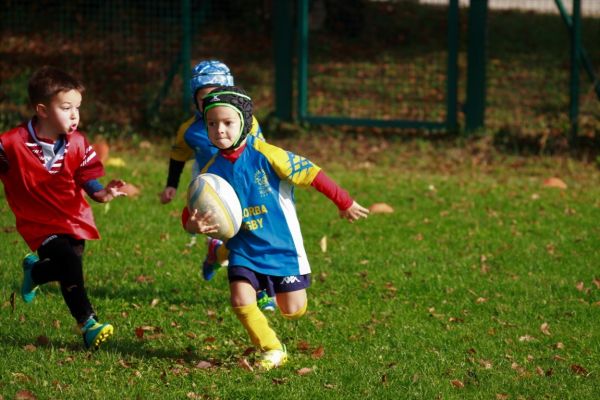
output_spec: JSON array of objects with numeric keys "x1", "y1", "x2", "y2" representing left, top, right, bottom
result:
[
  {"x1": 282, "y1": 300, "x2": 308, "y2": 320},
  {"x1": 233, "y1": 303, "x2": 282, "y2": 351}
]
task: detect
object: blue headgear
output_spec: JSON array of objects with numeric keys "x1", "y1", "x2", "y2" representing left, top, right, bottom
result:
[
  {"x1": 202, "y1": 86, "x2": 253, "y2": 150},
  {"x1": 190, "y1": 60, "x2": 234, "y2": 108}
]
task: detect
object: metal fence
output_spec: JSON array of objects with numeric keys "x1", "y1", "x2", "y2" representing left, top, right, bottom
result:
[{"x1": 0, "y1": 0, "x2": 598, "y2": 147}]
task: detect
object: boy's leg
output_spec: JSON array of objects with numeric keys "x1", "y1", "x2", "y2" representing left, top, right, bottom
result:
[{"x1": 35, "y1": 235, "x2": 113, "y2": 349}]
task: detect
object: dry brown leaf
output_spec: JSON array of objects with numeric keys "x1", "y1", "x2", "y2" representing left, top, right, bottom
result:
[
  {"x1": 15, "y1": 390, "x2": 37, "y2": 400},
  {"x1": 92, "y1": 141, "x2": 110, "y2": 163},
  {"x1": 475, "y1": 297, "x2": 488, "y2": 304},
  {"x1": 593, "y1": 277, "x2": 600, "y2": 289},
  {"x1": 519, "y1": 335, "x2": 535, "y2": 342},
  {"x1": 238, "y1": 358, "x2": 253, "y2": 371},
  {"x1": 451, "y1": 379, "x2": 464, "y2": 388},
  {"x1": 368, "y1": 202, "x2": 394, "y2": 214},
  {"x1": 571, "y1": 364, "x2": 589, "y2": 376},
  {"x1": 540, "y1": 322, "x2": 551, "y2": 336},
  {"x1": 135, "y1": 275, "x2": 154, "y2": 283},
  {"x1": 150, "y1": 298, "x2": 159, "y2": 307},
  {"x1": 297, "y1": 340, "x2": 311, "y2": 351},
  {"x1": 575, "y1": 281, "x2": 585, "y2": 291},
  {"x1": 36, "y1": 335, "x2": 50, "y2": 346},
  {"x1": 23, "y1": 344, "x2": 36, "y2": 352},
  {"x1": 554, "y1": 342, "x2": 565, "y2": 349},
  {"x1": 542, "y1": 177, "x2": 567, "y2": 189},
  {"x1": 496, "y1": 394, "x2": 509, "y2": 400},
  {"x1": 121, "y1": 183, "x2": 140, "y2": 197},
  {"x1": 195, "y1": 360, "x2": 213, "y2": 369},
  {"x1": 311, "y1": 345, "x2": 325, "y2": 359},
  {"x1": 296, "y1": 367, "x2": 313, "y2": 376}
]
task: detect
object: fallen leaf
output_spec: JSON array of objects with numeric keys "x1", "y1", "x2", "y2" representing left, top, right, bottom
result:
[
  {"x1": 297, "y1": 340, "x2": 311, "y2": 351},
  {"x1": 575, "y1": 281, "x2": 585, "y2": 291},
  {"x1": 23, "y1": 344, "x2": 36, "y2": 352},
  {"x1": 121, "y1": 183, "x2": 140, "y2": 197},
  {"x1": 15, "y1": 390, "x2": 37, "y2": 400},
  {"x1": 296, "y1": 367, "x2": 313, "y2": 375},
  {"x1": 496, "y1": 394, "x2": 509, "y2": 400},
  {"x1": 593, "y1": 278, "x2": 600, "y2": 289},
  {"x1": 238, "y1": 358, "x2": 253, "y2": 371},
  {"x1": 540, "y1": 323, "x2": 551, "y2": 336},
  {"x1": 319, "y1": 236, "x2": 327, "y2": 253},
  {"x1": 554, "y1": 342, "x2": 565, "y2": 349},
  {"x1": 311, "y1": 345, "x2": 325, "y2": 359},
  {"x1": 451, "y1": 379, "x2": 464, "y2": 388},
  {"x1": 368, "y1": 202, "x2": 394, "y2": 214},
  {"x1": 92, "y1": 141, "x2": 110, "y2": 163},
  {"x1": 542, "y1": 177, "x2": 567, "y2": 189},
  {"x1": 195, "y1": 360, "x2": 213, "y2": 369},
  {"x1": 475, "y1": 297, "x2": 488, "y2": 304},
  {"x1": 571, "y1": 364, "x2": 589, "y2": 376},
  {"x1": 150, "y1": 298, "x2": 159, "y2": 307},
  {"x1": 519, "y1": 335, "x2": 535, "y2": 342},
  {"x1": 36, "y1": 335, "x2": 50, "y2": 346},
  {"x1": 105, "y1": 157, "x2": 126, "y2": 167}
]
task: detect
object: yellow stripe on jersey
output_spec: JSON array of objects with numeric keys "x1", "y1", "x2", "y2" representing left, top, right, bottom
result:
[
  {"x1": 252, "y1": 139, "x2": 321, "y2": 187},
  {"x1": 169, "y1": 115, "x2": 196, "y2": 161}
]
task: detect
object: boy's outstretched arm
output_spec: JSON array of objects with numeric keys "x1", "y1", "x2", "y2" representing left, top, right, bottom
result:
[{"x1": 310, "y1": 170, "x2": 369, "y2": 222}]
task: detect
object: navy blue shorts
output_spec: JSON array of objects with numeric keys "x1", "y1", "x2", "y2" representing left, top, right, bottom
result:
[{"x1": 228, "y1": 266, "x2": 311, "y2": 294}]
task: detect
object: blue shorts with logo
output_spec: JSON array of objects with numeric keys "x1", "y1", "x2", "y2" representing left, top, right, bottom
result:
[{"x1": 228, "y1": 266, "x2": 311, "y2": 294}]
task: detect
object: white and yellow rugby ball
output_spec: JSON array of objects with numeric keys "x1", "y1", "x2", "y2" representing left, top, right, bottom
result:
[{"x1": 187, "y1": 173, "x2": 242, "y2": 240}]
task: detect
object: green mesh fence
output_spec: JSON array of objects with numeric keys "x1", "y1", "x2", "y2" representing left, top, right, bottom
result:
[
  {"x1": 0, "y1": 0, "x2": 273, "y2": 135},
  {"x1": 303, "y1": 1, "x2": 453, "y2": 126},
  {"x1": 483, "y1": 0, "x2": 600, "y2": 147}
]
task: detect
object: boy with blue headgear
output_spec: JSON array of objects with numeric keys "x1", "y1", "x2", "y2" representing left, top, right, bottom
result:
[
  {"x1": 160, "y1": 60, "x2": 274, "y2": 310},
  {"x1": 183, "y1": 86, "x2": 369, "y2": 370}
]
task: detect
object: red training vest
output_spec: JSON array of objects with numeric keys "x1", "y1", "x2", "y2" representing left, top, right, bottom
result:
[{"x1": 0, "y1": 125, "x2": 100, "y2": 250}]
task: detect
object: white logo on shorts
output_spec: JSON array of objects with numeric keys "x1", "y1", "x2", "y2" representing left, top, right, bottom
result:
[{"x1": 281, "y1": 276, "x2": 300, "y2": 285}]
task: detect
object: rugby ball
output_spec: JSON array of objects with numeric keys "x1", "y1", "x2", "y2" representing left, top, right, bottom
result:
[{"x1": 187, "y1": 173, "x2": 243, "y2": 240}]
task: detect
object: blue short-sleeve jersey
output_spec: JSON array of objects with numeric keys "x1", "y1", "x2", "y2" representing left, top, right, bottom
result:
[{"x1": 202, "y1": 135, "x2": 321, "y2": 277}]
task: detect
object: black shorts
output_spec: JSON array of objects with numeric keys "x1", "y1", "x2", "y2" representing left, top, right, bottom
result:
[{"x1": 228, "y1": 266, "x2": 311, "y2": 294}]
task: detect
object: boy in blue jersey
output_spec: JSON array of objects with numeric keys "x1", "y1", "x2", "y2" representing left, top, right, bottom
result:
[
  {"x1": 159, "y1": 61, "x2": 274, "y2": 310},
  {"x1": 183, "y1": 86, "x2": 369, "y2": 370}
]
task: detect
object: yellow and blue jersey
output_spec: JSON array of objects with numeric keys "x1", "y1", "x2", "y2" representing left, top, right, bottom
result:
[{"x1": 201, "y1": 135, "x2": 321, "y2": 277}]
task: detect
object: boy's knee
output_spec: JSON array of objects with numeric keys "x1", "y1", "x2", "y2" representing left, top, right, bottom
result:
[{"x1": 281, "y1": 301, "x2": 307, "y2": 320}]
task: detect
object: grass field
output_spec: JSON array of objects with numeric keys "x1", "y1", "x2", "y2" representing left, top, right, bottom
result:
[{"x1": 0, "y1": 136, "x2": 599, "y2": 399}]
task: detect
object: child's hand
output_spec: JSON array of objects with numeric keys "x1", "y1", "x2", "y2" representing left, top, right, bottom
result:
[
  {"x1": 93, "y1": 180, "x2": 127, "y2": 202},
  {"x1": 339, "y1": 201, "x2": 370, "y2": 223},
  {"x1": 160, "y1": 186, "x2": 177, "y2": 204},
  {"x1": 185, "y1": 209, "x2": 220, "y2": 235},
  {"x1": 105, "y1": 179, "x2": 128, "y2": 198}
]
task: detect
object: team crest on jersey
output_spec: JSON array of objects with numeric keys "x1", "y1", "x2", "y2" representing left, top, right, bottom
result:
[{"x1": 254, "y1": 168, "x2": 271, "y2": 197}]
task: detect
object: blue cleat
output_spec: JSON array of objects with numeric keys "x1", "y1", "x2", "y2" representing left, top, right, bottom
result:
[
  {"x1": 82, "y1": 318, "x2": 114, "y2": 350},
  {"x1": 21, "y1": 253, "x2": 39, "y2": 303},
  {"x1": 257, "y1": 290, "x2": 277, "y2": 312}
]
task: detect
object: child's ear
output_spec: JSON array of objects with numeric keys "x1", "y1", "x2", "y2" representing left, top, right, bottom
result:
[{"x1": 35, "y1": 103, "x2": 48, "y2": 118}]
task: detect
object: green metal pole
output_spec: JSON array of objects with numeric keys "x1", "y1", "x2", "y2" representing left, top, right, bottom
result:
[
  {"x1": 554, "y1": 0, "x2": 600, "y2": 101},
  {"x1": 273, "y1": 0, "x2": 294, "y2": 121},
  {"x1": 446, "y1": 0, "x2": 459, "y2": 132},
  {"x1": 465, "y1": 0, "x2": 488, "y2": 133},
  {"x1": 297, "y1": 0, "x2": 309, "y2": 121},
  {"x1": 569, "y1": 0, "x2": 580, "y2": 144},
  {"x1": 181, "y1": 0, "x2": 192, "y2": 112}
]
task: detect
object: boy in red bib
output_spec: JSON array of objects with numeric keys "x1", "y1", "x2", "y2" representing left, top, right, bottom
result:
[{"x1": 0, "y1": 66, "x2": 127, "y2": 350}]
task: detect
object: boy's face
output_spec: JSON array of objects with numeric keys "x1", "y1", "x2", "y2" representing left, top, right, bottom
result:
[
  {"x1": 37, "y1": 89, "x2": 82, "y2": 136},
  {"x1": 205, "y1": 106, "x2": 242, "y2": 150},
  {"x1": 195, "y1": 87, "x2": 215, "y2": 112}
]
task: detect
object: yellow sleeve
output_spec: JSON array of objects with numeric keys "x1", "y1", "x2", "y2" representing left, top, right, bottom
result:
[
  {"x1": 253, "y1": 139, "x2": 320, "y2": 188},
  {"x1": 169, "y1": 116, "x2": 196, "y2": 162},
  {"x1": 248, "y1": 115, "x2": 265, "y2": 142}
]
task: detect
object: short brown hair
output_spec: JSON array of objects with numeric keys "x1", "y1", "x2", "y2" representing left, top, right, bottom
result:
[{"x1": 28, "y1": 66, "x2": 84, "y2": 107}]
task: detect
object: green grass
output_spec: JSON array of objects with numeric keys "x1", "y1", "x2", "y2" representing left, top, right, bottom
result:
[{"x1": 1, "y1": 137, "x2": 599, "y2": 399}]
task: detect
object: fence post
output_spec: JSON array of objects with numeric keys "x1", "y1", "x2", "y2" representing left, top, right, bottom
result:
[
  {"x1": 297, "y1": 0, "x2": 309, "y2": 121},
  {"x1": 181, "y1": 0, "x2": 192, "y2": 112},
  {"x1": 273, "y1": 0, "x2": 294, "y2": 121},
  {"x1": 465, "y1": 0, "x2": 488, "y2": 133},
  {"x1": 569, "y1": 0, "x2": 581, "y2": 144},
  {"x1": 446, "y1": 0, "x2": 459, "y2": 132}
]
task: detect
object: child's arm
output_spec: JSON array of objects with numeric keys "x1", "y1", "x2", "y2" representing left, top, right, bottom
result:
[
  {"x1": 84, "y1": 179, "x2": 128, "y2": 203},
  {"x1": 160, "y1": 119, "x2": 195, "y2": 204},
  {"x1": 181, "y1": 207, "x2": 220, "y2": 235},
  {"x1": 311, "y1": 170, "x2": 369, "y2": 222}
]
